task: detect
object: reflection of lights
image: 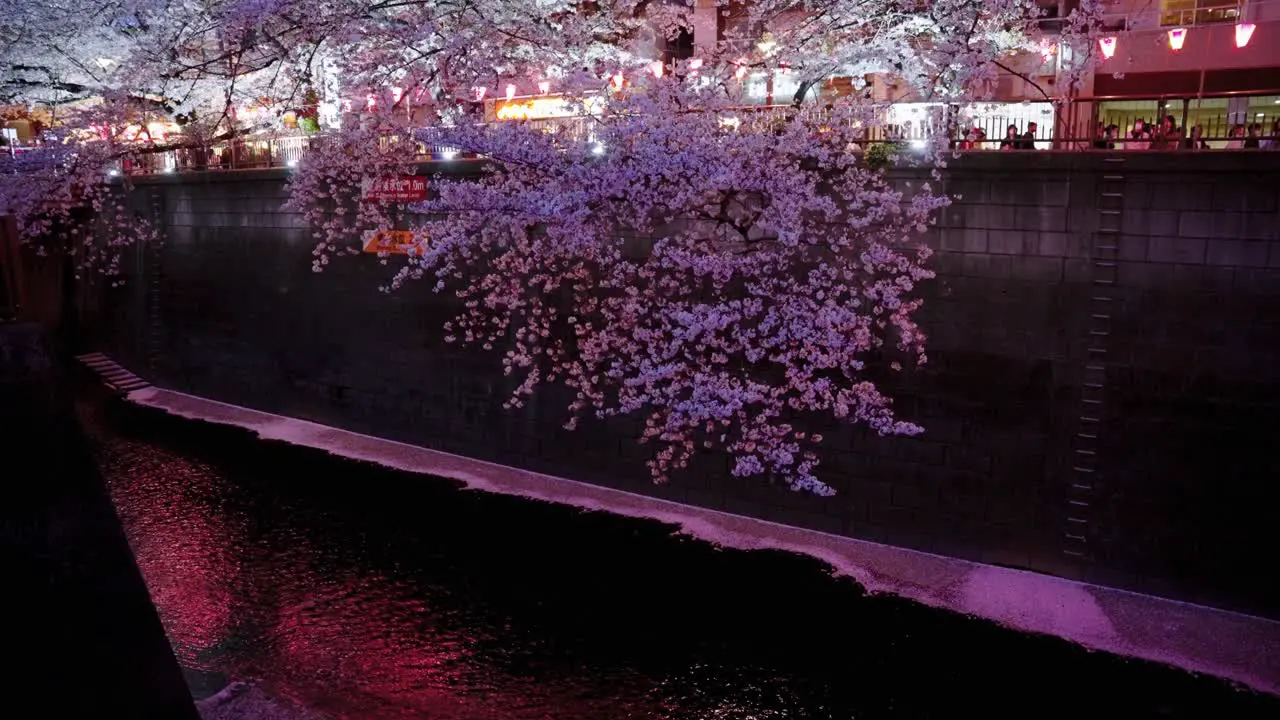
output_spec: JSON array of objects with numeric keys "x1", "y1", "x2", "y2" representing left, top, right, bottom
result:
[
  {"x1": 107, "y1": 169, "x2": 119, "y2": 177},
  {"x1": 910, "y1": 139, "x2": 926, "y2": 150},
  {"x1": 1235, "y1": 22, "x2": 1255, "y2": 48},
  {"x1": 1098, "y1": 36, "x2": 1116, "y2": 59},
  {"x1": 1167, "y1": 28, "x2": 1187, "y2": 51},
  {"x1": 440, "y1": 149, "x2": 458, "y2": 160},
  {"x1": 591, "y1": 142, "x2": 605, "y2": 155},
  {"x1": 287, "y1": 159, "x2": 298, "y2": 168}
]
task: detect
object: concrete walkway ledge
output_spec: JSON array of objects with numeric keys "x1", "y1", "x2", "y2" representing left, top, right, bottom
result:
[{"x1": 128, "y1": 386, "x2": 1280, "y2": 696}]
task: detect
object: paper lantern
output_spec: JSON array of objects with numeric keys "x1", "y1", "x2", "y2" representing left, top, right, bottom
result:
[
  {"x1": 505, "y1": 84, "x2": 517, "y2": 101},
  {"x1": 650, "y1": 61, "x2": 664, "y2": 78},
  {"x1": 472, "y1": 87, "x2": 486, "y2": 102},
  {"x1": 1098, "y1": 36, "x2": 1117, "y2": 59},
  {"x1": 537, "y1": 80, "x2": 551, "y2": 95},
  {"x1": 390, "y1": 86, "x2": 403, "y2": 103},
  {"x1": 1235, "y1": 23, "x2": 1255, "y2": 48},
  {"x1": 1167, "y1": 28, "x2": 1186, "y2": 51}
]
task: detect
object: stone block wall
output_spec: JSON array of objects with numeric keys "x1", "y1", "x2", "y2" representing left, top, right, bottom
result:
[{"x1": 96, "y1": 153, "x2": 1280, "y2": 617}]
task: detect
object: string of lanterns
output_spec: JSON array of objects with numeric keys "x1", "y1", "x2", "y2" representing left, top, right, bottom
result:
[{"x1": 1098, "y1": 21, "x2": 1257, "y2": 59}]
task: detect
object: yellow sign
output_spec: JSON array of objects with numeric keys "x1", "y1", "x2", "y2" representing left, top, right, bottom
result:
[
  {"x1": 363, "y1": 230, "x2": 425, "y2": 255},
  {"x1": 492, "y1": 95, "x2": 604, "y2": 121}
]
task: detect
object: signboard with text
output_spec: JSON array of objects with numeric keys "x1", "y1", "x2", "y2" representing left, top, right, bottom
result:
[
  {"x1": 362, "y1": 230, "x2": 426, "y2": 255},
  {"x1": 361, "y1": 175, "x2": 428, "y2": 202}
]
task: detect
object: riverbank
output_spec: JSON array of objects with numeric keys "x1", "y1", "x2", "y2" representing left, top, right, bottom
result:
[{"x1": 121, "y1": 384, "x2": 1280, "y2": 698}]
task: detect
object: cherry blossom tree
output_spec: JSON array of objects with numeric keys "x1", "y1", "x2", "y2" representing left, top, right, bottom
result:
[{"x1": 2, "y1": 0, "x2": 1108, "y2": 491}]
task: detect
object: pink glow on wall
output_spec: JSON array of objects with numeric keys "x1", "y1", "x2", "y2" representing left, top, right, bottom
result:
[
  {"x1": 1235, "y1": 23, "x2": 1256, "y2": 48},
  {"x1": 1167, "y1": 28, "x2": 1186, "y2": 51},
  {"x1": 1098, "y1": 36, "x2": 1117, "y2": 59}
]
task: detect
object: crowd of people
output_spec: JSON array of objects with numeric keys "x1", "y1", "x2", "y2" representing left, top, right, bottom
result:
[
  {"x1": 1093, "y1": 116, "x2": 1280, "y2": 150},
  {"x1": 949, "y1": 117, "x2": 1280, "y2": 151}
]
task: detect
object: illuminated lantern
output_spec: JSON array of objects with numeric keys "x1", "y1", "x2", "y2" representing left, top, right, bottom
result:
[
  {"x1": 1235, "y1": 23, "x2": 1255, "y2": 48},
  {"x1": 1040, "y1": 41, "x2": 1057, "y2": 63},
  {"x1": 390, "y1": 86, "x2": 404, "y2": 103},
  {"x1": 505, "y1": 84, "x2": 517, "y2": 101},
  {"x1": 1098, "y1": 36, "x2": 1117, "y2": 59},
  {"x1": 1167, "y1": 28, "x2": 1186, "y2": 51},
  {"x1": 650, "y1": 61, "x2": 664, "y2": 78},
  {"x1": 472, "y1": 86, "x2": 487, "y2": 102},
  {"x1": 538, "y1": 80, "x2": 551, "y2": 95},
  {"x1": 366, "y1": 93, "x2": 376, "y2": 110},
  {"x1": 734, "y1": 59, "x2": 748, "y2": 80},
  {"x1": 610, "y1": 72, "x2": 624, "y2": 92}
]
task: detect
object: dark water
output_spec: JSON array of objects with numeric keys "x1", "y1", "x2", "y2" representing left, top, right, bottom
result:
[{"x1": 80, "y1": 394, "x2": 1278, "y2": 719}]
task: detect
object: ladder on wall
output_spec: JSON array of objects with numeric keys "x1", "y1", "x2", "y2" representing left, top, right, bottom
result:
[{"x1": 1064, "y1": 157, "x2": 1124, "y2": 561}]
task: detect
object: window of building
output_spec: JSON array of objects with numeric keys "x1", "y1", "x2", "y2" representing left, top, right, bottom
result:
[{"x1": 1160, "y1": 0, "x2": 1243, "y2": 27}]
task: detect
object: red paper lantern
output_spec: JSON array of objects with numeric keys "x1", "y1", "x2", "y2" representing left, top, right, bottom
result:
[
  {"x1": 1235, "y1": 23, "x2": 1256, "y2": 48},
  {"x1": 1098, "y1": 36, "x2": 1117, "y2": 59}
]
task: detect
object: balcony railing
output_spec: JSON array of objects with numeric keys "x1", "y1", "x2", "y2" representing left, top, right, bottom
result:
[{"x1": 60, "y1": 102, "x2": 1269, "y2": 178}]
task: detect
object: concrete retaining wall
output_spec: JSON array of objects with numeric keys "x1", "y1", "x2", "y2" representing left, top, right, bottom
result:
[{"x1": 95, "y1": 152, "x2": 1280, "y2": 617}]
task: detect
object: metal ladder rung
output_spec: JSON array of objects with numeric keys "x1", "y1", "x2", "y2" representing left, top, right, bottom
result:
[
  {"x1": 1099, "y1": 209, "x2": 1121, "y2": 215},
  {"x1": 1065, "y1": 534, "x2": 1087, "y2": 541},
  {"x1": 1100, "y1": 192, "x2": 1123, "y2": 198},
  {"x1": 1076, "y1": 432, "x2": 1098, "y2": 440},
  {"x1": 1069, "y1": 500, "x2": 1090, "y2": 507},
  {"x1": 1071, "y1": 484, "x2": 1093, "y2": 491},
  {"x1": 1103, "y1": 174, "x2": 1125, "y2": 180}
]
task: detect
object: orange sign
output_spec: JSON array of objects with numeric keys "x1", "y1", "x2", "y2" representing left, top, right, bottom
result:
[
  {"x1": 363, "y1": 230, "x2": 425, "y2": 255},
  {"x1": 362, "y1": 175, "x2": 428, "y2": 202}
]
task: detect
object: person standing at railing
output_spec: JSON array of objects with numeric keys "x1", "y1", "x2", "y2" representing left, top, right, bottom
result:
[
  {"x1": 1243, "y1": 124, "x2": 1262, "y2": 149},
  {"x1": 1125, "y1": 119, "x2": 1151, "y2": 150},
  {"x1": 1226, "y1": 124, "x2": 1246, "y2": 150},
  {"x1": 1016, "y1": 122, "x2": 1038, "y2": 150},
  {"x1": 999, "y1": 124, "x2": 1018, "y2": 150},
  {"x1": 1150, "y1": 115, "x2": 1182, "y2": 151},
  {"x1": 1184, "y1": 125, "x2": 1209, "y2": 150},
  {"x1": 1265, "y1": 120, "x2": 1280, "y2": 150}
]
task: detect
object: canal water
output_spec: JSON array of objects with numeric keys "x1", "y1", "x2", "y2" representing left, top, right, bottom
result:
[{"x1": 80, "y1": 391, "x2": 1278, "y2": 719}]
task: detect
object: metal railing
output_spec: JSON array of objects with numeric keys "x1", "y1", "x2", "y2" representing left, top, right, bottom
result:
[{"x1": 84, "y1": 105, "x2": 1276, "y2": 177}]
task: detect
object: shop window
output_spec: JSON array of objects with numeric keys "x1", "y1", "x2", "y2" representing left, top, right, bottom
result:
[{"x1": 1160, "y1": 0, "x2": 1243, "y2": 27}]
